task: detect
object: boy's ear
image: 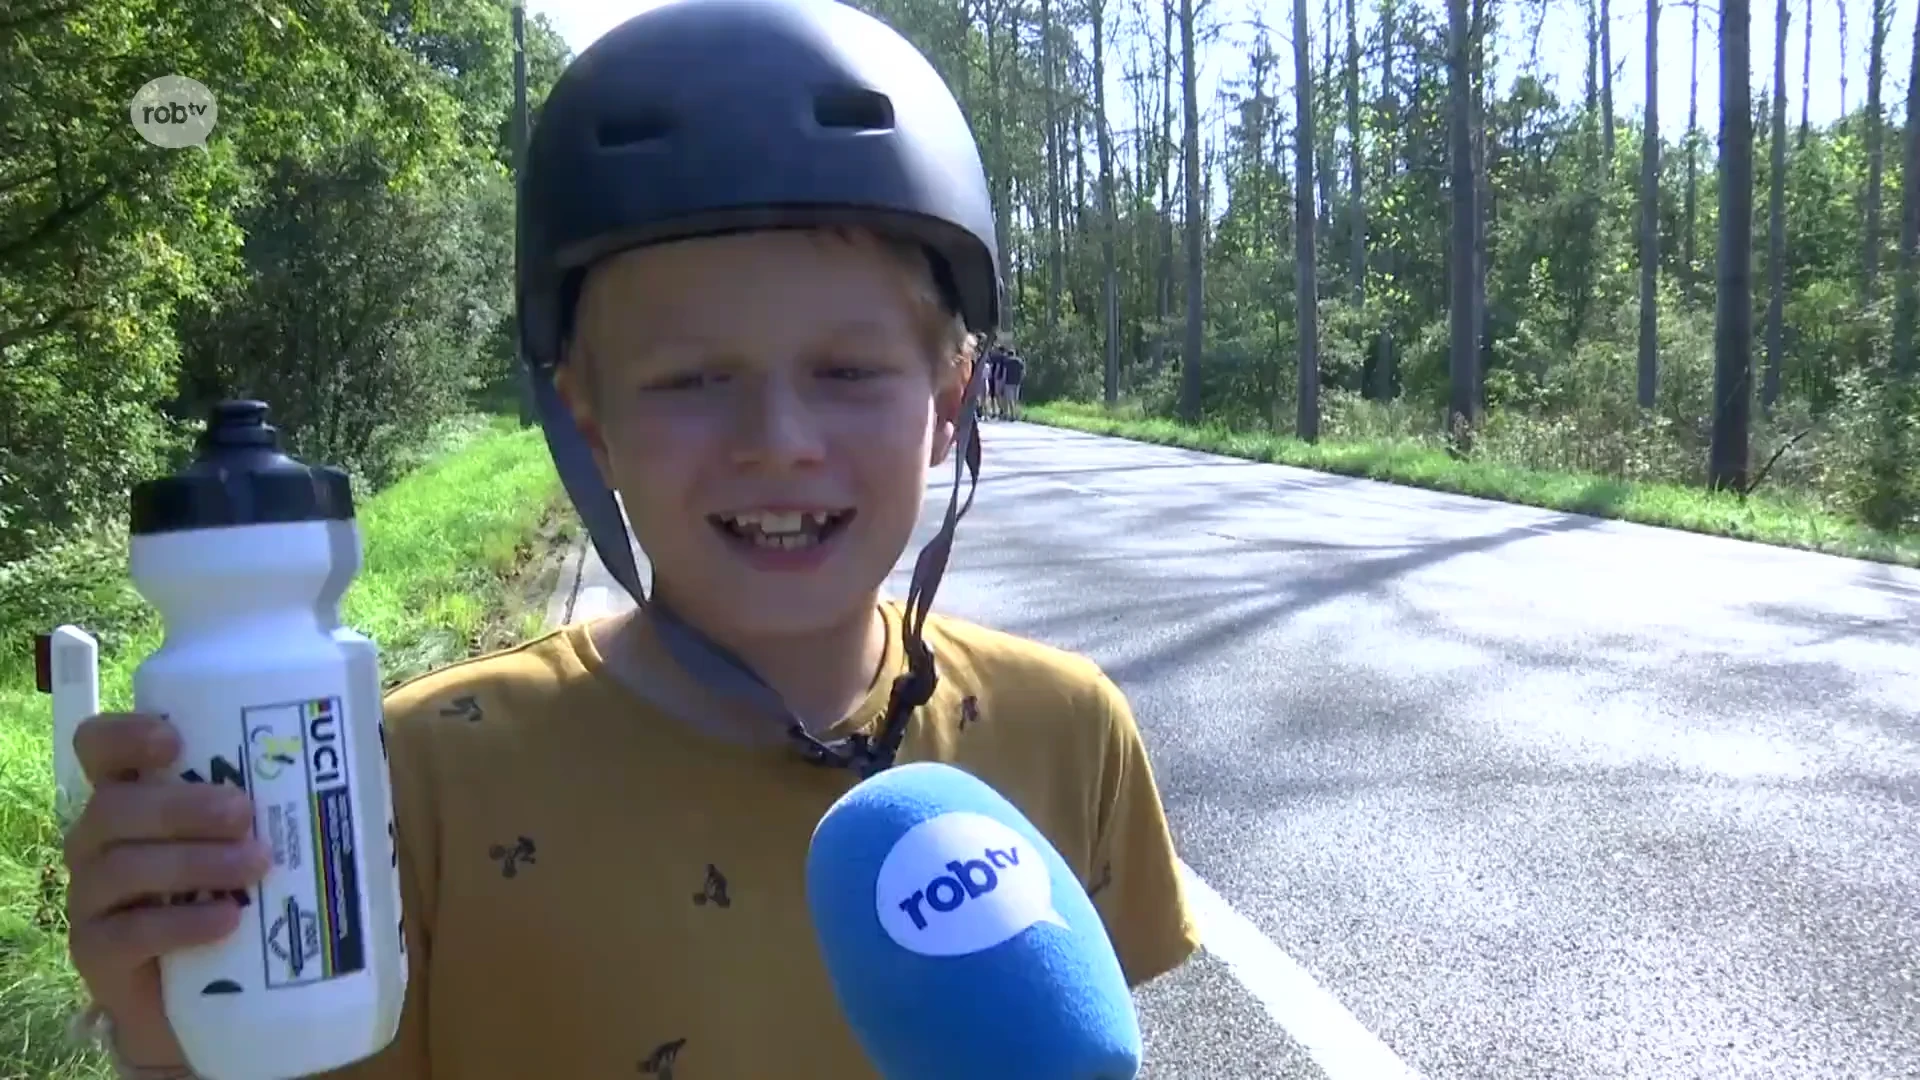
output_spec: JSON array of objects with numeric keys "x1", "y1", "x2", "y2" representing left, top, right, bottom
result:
[
  {"x1": 928, "y1": 356, "x2": 971, "y2": 467},
  {"x1": 552, "y1": 355, "x2": 615, "y2": 481}
]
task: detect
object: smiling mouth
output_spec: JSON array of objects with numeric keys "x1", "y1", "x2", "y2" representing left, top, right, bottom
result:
[{"x1": 709, "y1": 509, "x2": 857, "y2": 551}]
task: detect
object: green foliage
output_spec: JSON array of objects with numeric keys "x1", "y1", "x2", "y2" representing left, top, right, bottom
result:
[
  {"x1": 171, "y1": 138, "x2": 517, "y2": 487},
  {"x1": 0, "y1": 0, "x2": 570, "y2": 562}
]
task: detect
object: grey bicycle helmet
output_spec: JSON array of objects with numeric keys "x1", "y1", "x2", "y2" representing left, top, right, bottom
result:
[{"x1": 518, "y1": 0, "x2": 1003, "y2": 776}]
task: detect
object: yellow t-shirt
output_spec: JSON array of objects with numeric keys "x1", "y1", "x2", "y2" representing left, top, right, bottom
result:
[{"x1": 324, "y1": 601, "x2": 1198, "y2": 1078}]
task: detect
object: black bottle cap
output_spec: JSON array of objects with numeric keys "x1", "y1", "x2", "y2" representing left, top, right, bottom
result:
[{"x1": 129, "y1": 401, "x2": 355, "y2": 536}]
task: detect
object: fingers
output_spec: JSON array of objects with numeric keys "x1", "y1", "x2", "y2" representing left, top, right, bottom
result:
[
  {"x1": 68, "y1": 899, "x2": 249, "y2": 981},
  {"x1": 63, "y1": 781, "x2": 255, "y2": 870},
  {"x1": 73, "y1": 714, "x2": 179, "y2": 785},
  {"x1": 67, "y1": 839, "x2": 270, "y2": 922}
]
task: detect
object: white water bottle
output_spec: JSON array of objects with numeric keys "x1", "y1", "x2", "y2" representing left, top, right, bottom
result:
[{"x1": 128, "y1": 400, "x2": 407, "y2": 1080}]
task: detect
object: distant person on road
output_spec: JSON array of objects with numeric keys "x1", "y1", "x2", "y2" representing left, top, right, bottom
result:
[
  {"x1": 981, "y1": 344, "x2": 1003, "y2": 419},
  {"x1": 998, "y1": 346, "x2": 1026, "y2": 420},
  {"x1": 55, "y1": 3, "x2": 1197, "y2": 1078},
  {"x1": 983, "y1": 342, "x2": 1013, "y2": 420}
]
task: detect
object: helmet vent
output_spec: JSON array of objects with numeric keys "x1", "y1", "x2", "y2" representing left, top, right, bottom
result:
[
  {"x1": 597, "y1": 110, "x2": 676, "y2": 149},
  {"x1": 813, "y1": 88, "x2": 894, "y2": 132}
]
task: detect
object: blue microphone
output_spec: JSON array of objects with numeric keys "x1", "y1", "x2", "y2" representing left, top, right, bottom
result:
[{"x1": 806, "y1": 761, "x2": 1142, "y2": 1079}]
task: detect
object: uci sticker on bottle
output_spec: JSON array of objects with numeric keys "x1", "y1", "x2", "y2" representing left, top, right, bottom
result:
[{"x1": 244, "y1": 696, "x2": 367, "y2": 989}]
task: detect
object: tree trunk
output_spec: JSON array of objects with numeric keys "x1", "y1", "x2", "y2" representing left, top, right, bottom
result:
[
  {"x1": 1317, "y1": 1, "x2": 1337, "y2": 241},
  {"x1": 1638, "y1": 0, "x2": 1660, "y2": 409},
  {"x1": 1296, "y1": 0, "x2": 1322, "y2": 441},
  {"x1": 1797, "y1": 0, "x2": 1812, "y2": 148},
  {"x1": 1370, "y1": 0, "x2": 1398, "y2": 402},
  {"x1": 1092, "y1": 0, "x2": 1120, "y2": 405},
  {"x1": 1040, "y1": 0, "x2": 1063, "y2": 327},
  {"x1": 1447, "y1": 0, "x2": 1480, "y2": 445},
  {"x1": 510, "y1": 1, "x2": 535, "y2": 427},
  {"x1": 984, "y1": 6, "x2": 1012, "y2": 287},
  {"x1": 1074, "y1": 110, "x2": 1089, "y2": 231},
  {"x1": 1270, "y1": 94, "x2": 1290, "y2": 424},
  {"x1": 1839, "y1": 0, "x2": 1850, "y2": 115},
  {"x1": 1155, "y1": 0, "x2": 1176, "y2": 375},
  {"x1": 1586, "y1": 1, "x2": 1599, "y2": 115},
  {"x1": 1178, "y1": 0, "x2": 1204, "y2": 422},
  {"x1": 1892, "y1": 0, "x2": 1920, "y2": 375},
  {"x1": 1471, "y1": 0, "x2": 1490, "y2": 408},
  {"x1": 1763, "y1": 0, "x2": 1789, "y2": 413},
  {"x1": 1684, "y1": 0, "x2": 1701, "y2": 294},
  {"x1": 1709, "y1": 0, "x2": 1754, "y2": 492},
  {"x1": 1346, "y1": 0, "x2": 1364, "y2": 302},
  {"x1": 1866, "y1": 0, "x2": 1888, "y2": 298},
  {"x1": 1601, "y1": 0, "x2": 1616, "y2": 161}
]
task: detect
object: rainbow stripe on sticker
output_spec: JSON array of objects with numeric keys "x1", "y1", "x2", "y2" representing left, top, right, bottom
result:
[{"x1": 253, "y1": 695, "x2": 366, "y2": 990}]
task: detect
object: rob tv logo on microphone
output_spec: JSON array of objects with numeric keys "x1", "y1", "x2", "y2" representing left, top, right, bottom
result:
[{"x1": 874, "y1": 811, "x2": 1070, "y2": 957}]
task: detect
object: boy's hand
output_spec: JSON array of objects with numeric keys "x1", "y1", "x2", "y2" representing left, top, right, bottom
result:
[{"x1": 61, "y1": 713, "x2": 272, "y2": 1069}]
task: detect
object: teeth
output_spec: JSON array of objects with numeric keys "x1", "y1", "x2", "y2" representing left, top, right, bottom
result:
[
  {"x1": 752, "y1": 532, "x2": 817, "y2": 550},
  {"x1": 719, "y1": 509, "x2": 845, "y2": 549},
  {"x1": 752, "y1": 511, "x2": 806, "y2": 534}
]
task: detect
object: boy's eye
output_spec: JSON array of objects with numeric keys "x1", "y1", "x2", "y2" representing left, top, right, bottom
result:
[
  {"x1": 646, "y1": 371, "x2": 727, "y2": 392},
  {"x1": 820, "y1": 362, "x2": 887, "y2": 381}
]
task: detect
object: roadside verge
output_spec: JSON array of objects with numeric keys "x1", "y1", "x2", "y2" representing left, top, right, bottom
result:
[{"x1": 1024, "y1": 402, "x2": 1920, "y2": 569}]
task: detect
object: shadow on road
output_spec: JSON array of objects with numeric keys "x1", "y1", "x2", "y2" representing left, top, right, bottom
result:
[
  {"x1": 972, "y1": 539, "x2": 1416, "y2": 576},
  {"x1": 1169, "y1": 753, "x2": 1920, "y2": 812},
  {"x1": 1741, "y1": 600, "x2": 1919, "y2": 648},
  {"x1": 969, "y1": 460, "x2": 1278, "y2": 483},
  {"x1": 1101, "y1": 514, "x2": 1604, "y2": 688}
]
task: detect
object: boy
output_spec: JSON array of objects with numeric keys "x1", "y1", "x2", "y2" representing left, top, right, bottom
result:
[{"x1": 57, "y1": 1, "x2": 1198, "y2": 1076}]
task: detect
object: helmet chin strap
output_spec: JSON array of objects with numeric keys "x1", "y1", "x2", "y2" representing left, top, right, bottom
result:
[{"x1": 529, "y1": 350, "x2": 988, "y2": 777}]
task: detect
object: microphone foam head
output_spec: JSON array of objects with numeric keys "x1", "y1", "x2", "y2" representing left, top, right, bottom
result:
[{"x1": 807, "y1": 762, "x2": 1141, "y2": 1079}]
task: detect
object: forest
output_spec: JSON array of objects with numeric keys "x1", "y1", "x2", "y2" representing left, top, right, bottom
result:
[
  {"x1": 4, "y1": 0, "x2": 1919, "y2": 589},
  {"x1": 865, "y1": 0, "x2": 1920, "y2": 543}
]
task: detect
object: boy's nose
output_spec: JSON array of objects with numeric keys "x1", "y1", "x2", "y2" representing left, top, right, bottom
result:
[{"x1": 729, "y1": 378, "x2": 826, "y2": 469}]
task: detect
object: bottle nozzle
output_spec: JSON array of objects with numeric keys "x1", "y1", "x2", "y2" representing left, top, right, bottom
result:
[{"x1": 203, "y1": 400, "x2": 279, "y2": 449}]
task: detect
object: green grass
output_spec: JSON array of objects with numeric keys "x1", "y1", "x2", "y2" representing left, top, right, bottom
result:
[
  {"x1": 0, "y1": 416, "x2": 569, "y2": 1080},
  {"x1": 1024, "y1": 401, "x2": 1920, "y2": 569}
]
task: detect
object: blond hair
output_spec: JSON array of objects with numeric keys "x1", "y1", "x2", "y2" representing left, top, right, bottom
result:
[
  {"x1": 836, "y1": 227, "x2": 978, "y2": 375},
  {"x1": 560, "y1": 227, "x2": 976, "y2": 404}
]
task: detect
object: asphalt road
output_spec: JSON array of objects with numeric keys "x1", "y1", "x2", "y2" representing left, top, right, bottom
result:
[{"x1": 562, "y1": 421, "x2": 1920, "y2": 1080}]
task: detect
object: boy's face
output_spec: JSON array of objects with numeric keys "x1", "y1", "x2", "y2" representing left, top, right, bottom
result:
[{"x1": 560, "y1": 230, "x2": 966, "y2": 640}]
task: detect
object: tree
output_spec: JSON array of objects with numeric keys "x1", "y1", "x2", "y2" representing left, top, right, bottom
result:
[
  {"x1": 1797, "y1": 0, "x2": 1812, "y2": 149},
  {"x1": 1179, "y1": 0, "x2": 1204, "y2": 422},
  {"x1": 1092, "y1": 0, "x2": 1121, "y2": 405},
  {"x1": 1762, "y1": 0, "x2": 1789, "y2": 413},
  {"x1": 1865, "y1": 0, "x2": 1889, "y2": 298},
  {"x1": 1894, "y1": 0, "x2": 1920, "y2": 376},
  {"x1": 1683, "y1": 0, "x2": 1703, "y2": 292},
  {"x1": 1296, "y1": 0, "x2": 1322, "y2": 441},
  {"x1": 1346, "y1": 0, "x2": 1365, "y2": 301},
  {"x1": 1369, "y1": 0, "x2": 1399, "y2": 402},
  {"x1": 1839, "y1": 0, "x2": 1850, "y2": 114},
  {"x1": 1710, "y1": 0, "x2": 1755, "y2": 491},
  {"x1": 1638, "y1": 0, "x2": 1660, "y2": 408},
  {"x1": 1601, "y1": 0, "x2": 1616, "y2": 161},
  {"x1": 1040, "y1": 0, "x2": 1064, "y2": 327},
  {"x1": 1447, "y1": 0, "x2": 1480, "y2": 443}
]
